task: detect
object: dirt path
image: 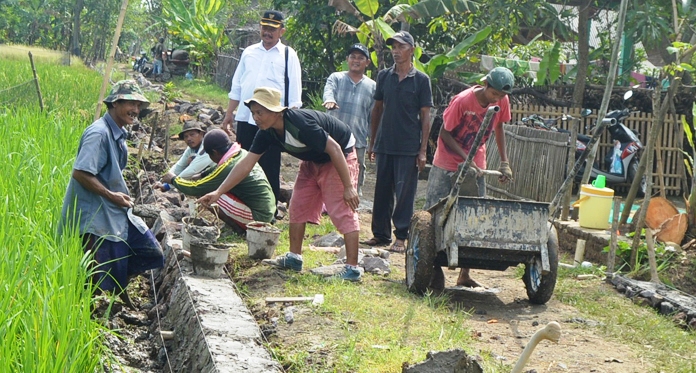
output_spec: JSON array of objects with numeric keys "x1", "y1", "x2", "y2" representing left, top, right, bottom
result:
[{"x1": 276, "y1": 154, "x2": 651, "y2": 372}]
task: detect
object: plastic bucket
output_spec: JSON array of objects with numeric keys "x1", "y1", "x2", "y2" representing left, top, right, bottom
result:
[
  {"x1": 246, "y1": 221, "x2": 281, "y2": 259},
  {"x1": 574, "y1": 184, "x2": 614, "y2": 229},
  {"x1": 182, "y1": 216, "x2": 220, "y2": 252},
  {"x1": 190, "y1": 243, "x2": 231, "y2": 278}
]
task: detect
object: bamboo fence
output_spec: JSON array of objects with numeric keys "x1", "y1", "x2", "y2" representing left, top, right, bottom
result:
[
  {"x1": 485, "y1": 125, "x2": 570, "y2": 202},
  {"x1": 487, "y1": 105, "x2": 686, "y2": 200}
]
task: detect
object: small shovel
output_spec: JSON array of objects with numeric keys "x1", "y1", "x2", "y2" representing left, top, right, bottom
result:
[{"x1": 265, "y1": 294, "x2": 324, "y2": 306}]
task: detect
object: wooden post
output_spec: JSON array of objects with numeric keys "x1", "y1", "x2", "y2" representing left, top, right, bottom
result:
[
  {"x1": 654, "y1": 143, "x2": 666, "y2": 197},
  {"x1": 630, "y1": 122, "x2": 657, "y2": 268},
  {"x1": 164, "y1": 121, "x2": 170, "y2": 160},
  {"x1": 645, "y1": 229, "x2": 661, "y2": 284},
  {"x1": 148, "y1": 112, "x2": 159, "y2": 150},
  {"x1": 606, "y1": 196, "x2": 622, "y2": 275},
  {"x1": 137, "y1": 135, "x2": 146, "y2": 163},
  {"x1": 580, "y1": 0, "x2": 629, "y2": 185},
  {"x1": 561, "y1": 124, "x2": 578, "y2": 220},
  {"x1": 27, "y1": 52, "x2": 45, "y2": 112},
  {"x1": 573, "y1": 239, "x2": 586, "y2": 267},
  {"x1": 93, "y1": 0, "x2": 130, "y2": 121}
]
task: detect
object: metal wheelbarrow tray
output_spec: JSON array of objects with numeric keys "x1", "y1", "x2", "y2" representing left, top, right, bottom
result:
[{"x1": 406, "y1": 197, "x2": 559, "y2": 305}]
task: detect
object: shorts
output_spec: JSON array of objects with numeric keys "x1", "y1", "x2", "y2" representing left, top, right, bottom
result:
[
  {"x1": 424, "y1": 165, "x2": 486, "y2": 209},
  {"x1": 217, "y1": 192, "x2": 254, "y2": 229},
  {"x1": 289, "y1": 150, "x2": 359, "y2": 234}
]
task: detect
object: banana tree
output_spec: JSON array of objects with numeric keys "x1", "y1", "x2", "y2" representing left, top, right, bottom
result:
[
  {"x1": 414, "y1": 25, "x2": 491, "y2": 81},
  {"x1": 158, "y1": 0, "x2": 227, "y2": 67},
  {"x1": 680, "y1": 104, "x2": 696, "y2": 226},
  {"x1": 329, "y1": 0, "x2": 478, "y2": 69}
]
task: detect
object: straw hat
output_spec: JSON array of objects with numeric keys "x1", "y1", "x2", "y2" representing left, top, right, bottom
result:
[{"x1": 243, "y1": 87, "x2": 286, "y2": 113}]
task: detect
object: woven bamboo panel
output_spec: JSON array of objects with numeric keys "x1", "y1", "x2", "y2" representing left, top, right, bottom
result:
[
  {"x1": 508, "y1": 104, "x2": 685, "y2": 196},
  {"x1": 485, "y1": 125, "x2": 570, "y2": 202}
]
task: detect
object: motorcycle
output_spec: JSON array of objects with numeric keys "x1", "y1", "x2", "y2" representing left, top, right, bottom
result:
[
  {"x1": 519, "y1": 90, "x2": 646, "y2": 195},
  {"x1": 576, "y1": 91, "x2": 645, "y2": 195},
  {"x1": 132, "y1": 51, "x2": 149, "y2": 73}
]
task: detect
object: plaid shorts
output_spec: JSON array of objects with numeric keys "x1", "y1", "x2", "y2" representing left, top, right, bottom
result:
[{"x1": 289, "y1": 150, "x2": 360, "y2": 234}]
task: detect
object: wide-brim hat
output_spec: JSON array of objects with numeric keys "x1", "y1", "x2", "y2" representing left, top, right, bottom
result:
[
  {"x1": 103, "y1": 80, "x2": 149, "y2": 108},
  {"x1": 482, "y1": 67, "x2": 515, "y2": 94},
  {"x1": 178, "y1": 121, "x2": 206, "y2": 140},
  {"x1": 260, "y1": 10, "x2": 284, "y2": 28},
  {"x1": 243, "y1": 87, "x2": 286, "y2": 113}
]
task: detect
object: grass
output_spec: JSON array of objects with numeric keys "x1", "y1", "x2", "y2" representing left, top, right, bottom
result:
[
  {"x1": 0, "y1": 107, "x2": 106, "y2": 371},
  {"x1": 220, "y1": 216, "x2": 696, "y2": 372},
  {"x1": 168, "y1": 76, "x2": 230, "y2": 107},
  {"x1": 0, "y1": 50, "x2": 100, "y2": 113},
  {"x1": 226, "y1": 217, "x2": 511, "y2": 373},
  {"x1": 554, "y1": 272, "x2": 696, "y2": 372},
  {"x1": 0, "y1": 44, "x2": 83, "y2": 65},
  {"x1": 0, "y1": 49, "x2": 114, "y2": 372}
]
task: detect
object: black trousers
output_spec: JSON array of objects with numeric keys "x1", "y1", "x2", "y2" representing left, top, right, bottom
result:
[
  {"x1": 371, "y1": 153, "x2": 419, "y2": 241},
  {"x1": 236, "y1": 121, "x2": 282, "y2": 202}
]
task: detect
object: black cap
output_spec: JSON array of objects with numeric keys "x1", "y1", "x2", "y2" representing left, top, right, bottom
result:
[
  {"x1": 386, "y1": 31, "x2": 415, "y2": 47},
  {"x1": 203, "y1": 129, "x2": 231, "y2": 155},
  {"x1": 260, "y1": 10, "x2": 284, "y2": 28},
  {"x1": 348, "y1": 43, "x2": 369, "y2": 59}
]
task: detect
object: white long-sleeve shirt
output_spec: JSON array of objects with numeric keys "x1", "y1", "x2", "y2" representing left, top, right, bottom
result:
[
  {"x1": 168, "y1": 146, "x2": 216, "y2": 179},
  {"x1": 229, "y1": 40, "x2": 302, "y2": 125}
]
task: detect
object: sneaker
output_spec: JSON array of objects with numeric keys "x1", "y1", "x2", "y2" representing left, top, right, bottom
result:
[
  {"x1": 262, "y1": 253, "x2": 303, "y2": 272},
  {"x1": 328, "y1": 265, "x2": 362, "y2": 282},
  {"x1": 358, "y1": 188, "x2": 363, "y2": 197}
]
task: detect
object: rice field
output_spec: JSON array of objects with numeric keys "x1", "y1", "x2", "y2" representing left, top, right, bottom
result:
[{"x1": 0, "y1": 47, "x2": 107, "y2": 372}]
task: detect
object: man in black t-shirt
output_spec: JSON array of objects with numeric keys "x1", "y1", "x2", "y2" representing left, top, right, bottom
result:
[{"x1": 198, "y1": 87, "x2": 363, "y2": 282}]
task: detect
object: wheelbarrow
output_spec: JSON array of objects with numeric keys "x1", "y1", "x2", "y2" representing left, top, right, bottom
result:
[{"x1": 405, "y1": 106, "x2": 559, "y2": 304}]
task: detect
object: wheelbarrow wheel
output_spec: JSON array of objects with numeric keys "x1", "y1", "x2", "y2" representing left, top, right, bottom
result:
[
  {"x1": 406, "y1": 211, "x2": 436, "y2": 294},
  {"x1": 523, "y1": 224, "x2": 559, "y2": 305}
]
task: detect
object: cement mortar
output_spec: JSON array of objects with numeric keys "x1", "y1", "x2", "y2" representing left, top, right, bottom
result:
[{"x1": 153, "y1": 211, "x2": 282, "y2": 372}]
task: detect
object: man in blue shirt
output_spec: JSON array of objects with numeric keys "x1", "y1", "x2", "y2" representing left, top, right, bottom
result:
[{"x1": 60, "y1": 80, "x2": 164, "y2": 302}]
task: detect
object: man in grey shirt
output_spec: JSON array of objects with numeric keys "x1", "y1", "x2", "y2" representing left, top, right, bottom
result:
[
  {"x1": 60, "y1": 80, "x2": 164, "y2": 301},
  {"x1": 323, "y1": 43, "x2": 375, "y2": 196}
]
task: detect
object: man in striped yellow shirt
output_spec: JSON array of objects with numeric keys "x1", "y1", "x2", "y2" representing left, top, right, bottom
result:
[{"x1": 170, "y1": 129, "x2": 276, "y2": 230}]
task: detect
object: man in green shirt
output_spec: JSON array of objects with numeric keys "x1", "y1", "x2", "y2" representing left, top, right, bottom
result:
[{"x1": 171, "y1": 129, "x2": 276, "y2": 229}]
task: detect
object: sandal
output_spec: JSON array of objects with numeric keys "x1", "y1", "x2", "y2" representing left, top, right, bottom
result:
[
  {"x1": 360, "y1": 237, "x2": 391, "y2": 246},
  {"x1": 388, "y1": 240, "x2": 406, "y2": 254}
]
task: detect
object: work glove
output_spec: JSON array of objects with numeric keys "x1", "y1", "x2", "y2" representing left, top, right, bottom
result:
[{"x1": 498, "y1": 161, "x2": 513, "y2": 183}]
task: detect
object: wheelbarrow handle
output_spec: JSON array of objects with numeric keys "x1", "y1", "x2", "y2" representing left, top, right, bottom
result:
[
  {"x1": 474, "y1": 168, "x2": 503, "y2": 177},
  {"x1": 440, "y1": 105, "x2": 500, "y2": 225}
]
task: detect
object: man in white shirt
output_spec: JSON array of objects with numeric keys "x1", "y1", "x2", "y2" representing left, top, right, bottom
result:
[
  {"x1": 154, "y1": 122, "x2": 217, "y2": 191},
  {"x1": 221, "y1": 10, "x2": 302, "y2": 204}
]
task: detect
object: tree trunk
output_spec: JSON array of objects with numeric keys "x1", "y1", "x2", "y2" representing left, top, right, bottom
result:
[
  {"x1": 571, "y1": 0, "x2": 591, "y2": 108},
  {"x1": 71, "y1": 0, "x2": 84, "y2": 57}
]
